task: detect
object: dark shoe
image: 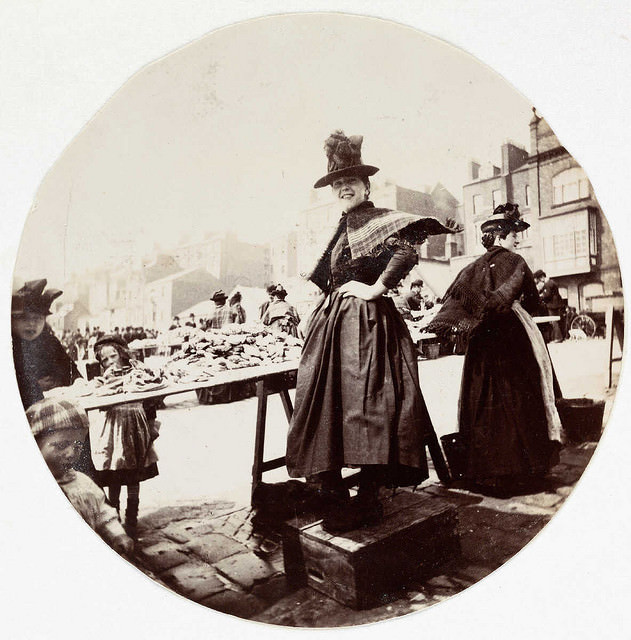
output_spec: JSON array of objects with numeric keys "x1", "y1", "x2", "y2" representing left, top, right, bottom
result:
[
  {"x1": 125, "y1": 499, "x2": 139, "y2": 539},
  {"x1": 322, "y1": 495, "x2": 383, "y2": 534},
  {"x1": 314, "y1": 485, "x2": 350, "y2": 506}
]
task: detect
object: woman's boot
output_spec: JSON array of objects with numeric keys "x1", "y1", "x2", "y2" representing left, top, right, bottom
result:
[{"x1": 322, "y1": 467, "x2": 383, "y2": 533}]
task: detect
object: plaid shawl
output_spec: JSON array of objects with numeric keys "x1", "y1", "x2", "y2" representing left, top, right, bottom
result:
[
  {"x1": 346, "y1": 203, "x2": 454, "y2": 260},
  {"x1": 209, "y1": 304, "x2": 234, "y2": 329},
  {"x1": 308, "y1": 201, "x2": 455, "y2": 289}
]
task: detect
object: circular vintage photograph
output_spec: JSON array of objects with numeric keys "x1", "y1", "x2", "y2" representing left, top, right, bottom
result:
[{"x1": 9, "y1": 11, "x2": 625, "y2": 630}]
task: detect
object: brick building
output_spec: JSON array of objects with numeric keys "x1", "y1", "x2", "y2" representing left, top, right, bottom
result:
[
  {"x1": 458, "y1": 113, "x2": 622, "y2": 312},
  {"x1": 143, "y1": 268, "x2": 222, "y2": 330},
  {"x1": 172, "y1": 233, "x2": 270, "y2": 291}
]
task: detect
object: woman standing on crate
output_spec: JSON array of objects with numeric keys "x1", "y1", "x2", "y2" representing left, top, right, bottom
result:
[
  {"x1": 91, "y1": 334, "x2": 160, "y2": 538},
  {"x1": 286, "y1": 130, "x2": 458, "y2": 532},
  {"x1": 427, "y1": 203, "x2": 564, "y2": 496}
]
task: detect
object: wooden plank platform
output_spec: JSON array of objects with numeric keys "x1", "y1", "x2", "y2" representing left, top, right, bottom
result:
[{"x1": 282, "y1": 490, "x2": 460, "y2": 609}]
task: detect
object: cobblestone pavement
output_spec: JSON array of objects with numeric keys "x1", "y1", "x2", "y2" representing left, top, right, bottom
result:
[
  {"x1": 131, "y1": 442, "x2": 598, "y2": 627},
  {"x1": 125, "y1": 339, "x2": 618, "y2": 626}
]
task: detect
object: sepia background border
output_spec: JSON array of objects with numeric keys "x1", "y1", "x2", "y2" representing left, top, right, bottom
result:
[{"x1": 1, "y1": 2, "x2": 630, "y2": 638}]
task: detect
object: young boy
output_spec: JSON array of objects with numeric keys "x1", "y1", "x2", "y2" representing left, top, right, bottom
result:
[{"x1": 26, "y1": 398, "x2": 134, "y2": 556}]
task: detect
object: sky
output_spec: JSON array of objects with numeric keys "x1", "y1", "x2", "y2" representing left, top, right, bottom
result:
[{"x1": 15, "y1": 13, "x2": 533, "y2": 284}]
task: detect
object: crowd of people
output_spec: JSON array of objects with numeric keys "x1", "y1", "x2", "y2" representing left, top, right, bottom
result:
[
  {"x1": 167, "y1": 284, "x2": 300, "y2": 336},
  {"x1": 60, "y1": 326, "x2": 158, "y2": 362},
  {"x1": 11, "y1": 129, "x2": 579, "y2": 558}
]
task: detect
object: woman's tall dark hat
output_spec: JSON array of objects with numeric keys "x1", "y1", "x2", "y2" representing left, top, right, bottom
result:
[
  {"x1": 11, "y1": 279, "x2": 62, "y2": 317},
  {"x1": 313, "y1": 130, "x2": 379, "y2": 188},
  {"x1": 480, "y1": 203, "x2": 530, "y2": 234}
]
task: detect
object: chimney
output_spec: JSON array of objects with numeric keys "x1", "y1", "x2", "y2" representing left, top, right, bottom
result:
[
  {"x1": 501, "y1": 142, "x2": 529, "y2": 174},
  {"x1": 469, "y1": 161, "x2": 480, "y2": 181},
  {"x1": 529, "y1": 107, "x2": 541, "y2": 156}
]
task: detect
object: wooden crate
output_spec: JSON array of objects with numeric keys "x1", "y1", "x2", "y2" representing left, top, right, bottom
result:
[{"x1": 282, "y1": 490, "x2": 460, "y2": 609}]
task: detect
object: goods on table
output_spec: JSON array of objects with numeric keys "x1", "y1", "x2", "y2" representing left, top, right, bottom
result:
[
  {"x1": 46, "y1": 324, "x2": 303, "y2": 401},
  {"x1": 92, "y1": 365, "x2": 166, "y2": 395},
  {"x1": 46, "y1": 364, "x2": 167, "y2": 400},
  {"x1": 406, "y1": 308, "x2": 441, "y2": 344},
  {"x1": 163, "y1": 323, "x2": 303, "y2": 384},
  {"x1": 127, "y1": 338, "x2": 159, "y2": 351}
]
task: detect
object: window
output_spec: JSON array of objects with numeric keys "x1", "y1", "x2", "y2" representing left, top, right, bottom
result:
[
  {"x1": 525, "y1": 185, "x2": 531, "y2": 207},
  {"x1": 552, "y1": 168, "x2": 590, "y2": 205},
  {"x1": 472, "y1": 194, "x2": 483, "y2": 215},
  {"x1": 519, "y1": 215, "x2": 531, "y2": 242},
  {"x1": 492, "y1": 189, "x2": 502, "y2": 210},
  {"x1": 574, "y1": 229, "x2": 588, "y2": 256},
  {"x1": 589, "y1": 211, "x2": 598, "y2": 254},
  {"x1": 549, "y1": 229, "x2": 589, "y2": 260},
  {"x1": 552, "y1": 233, "x2": 574, "y2": 259}
]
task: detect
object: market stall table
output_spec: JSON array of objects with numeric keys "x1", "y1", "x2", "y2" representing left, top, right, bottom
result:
[
  {"x1": 75, "y1": 360, "x2": 450, "y2": 504},
  {"x1": 77, "y1": 361, "x2": 298, "y2": 504}
]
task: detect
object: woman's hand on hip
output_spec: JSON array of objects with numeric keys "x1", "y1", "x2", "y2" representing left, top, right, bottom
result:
[{"x1": 338, "y1": 280, "x2": 387, "y2": 301}]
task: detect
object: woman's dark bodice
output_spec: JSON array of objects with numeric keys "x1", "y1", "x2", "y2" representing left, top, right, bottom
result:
[
  {"x1": 12, "y1": 325, "x2": 81, "y2": 408},
  {"x1": 484, "y1": 246, "x2": 542, "y2": 315},
  {"x1": 329, "y1": 220, "x2": 418, "y2": 290}
]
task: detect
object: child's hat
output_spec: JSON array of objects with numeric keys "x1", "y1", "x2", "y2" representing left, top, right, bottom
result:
[
  {"x1": 26, "y1": 398, "x2": 89, "y2": 437},
  {"x1": 94, "y1": 333, "x2": 127, "y2": 351}
]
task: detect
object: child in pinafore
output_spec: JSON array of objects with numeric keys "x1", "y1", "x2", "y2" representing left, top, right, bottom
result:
[
  {"x1": 26, "y1": 398, "x2": 133, "y2": 556},
  {"x1": 91, "y1": 334, "x2": 160, "y2": 538}
]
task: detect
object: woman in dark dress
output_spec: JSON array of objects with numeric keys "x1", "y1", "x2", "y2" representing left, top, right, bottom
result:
[
  {"x1": 427, "y1": 203, "x2": 564, "y2": 495},
  {"x1": 286, "y1": 131, "x2": 458, "y2": 531},
  {"x1": 11, "y1": 279, "x2": 82, "y2": 410}
]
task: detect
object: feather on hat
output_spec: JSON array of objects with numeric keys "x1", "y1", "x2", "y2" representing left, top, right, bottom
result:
[{"x1": 313, "y1": 130, "x2": 379, "y2": 188}]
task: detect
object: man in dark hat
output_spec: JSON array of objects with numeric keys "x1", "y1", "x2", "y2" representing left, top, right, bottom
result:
[
  {"x1": 209, "y1": 290, "x2": 231, "y2": 329},
  {"x1": 11, "y1": 279, "x2": 82, "y2": 409},
  {"x1": 403, "y1": 278, "x2": 426, "y2": 314},
  {"x1": 534, "y1": 269, "x2": 565, "y2": 343}
]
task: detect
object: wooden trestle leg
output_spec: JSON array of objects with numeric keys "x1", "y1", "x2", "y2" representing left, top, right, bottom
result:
[{"x1": 251, "y1": 369, "x2": 451, "y2": 505}]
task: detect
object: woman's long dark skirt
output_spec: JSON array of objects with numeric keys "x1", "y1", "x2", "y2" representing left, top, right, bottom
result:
[
  {"x1": 286, "y1": 291, "x2": 432, "y2": 487},
  {"x1": 459, "y1": 310, "x2": 557, "y2": 482}
]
